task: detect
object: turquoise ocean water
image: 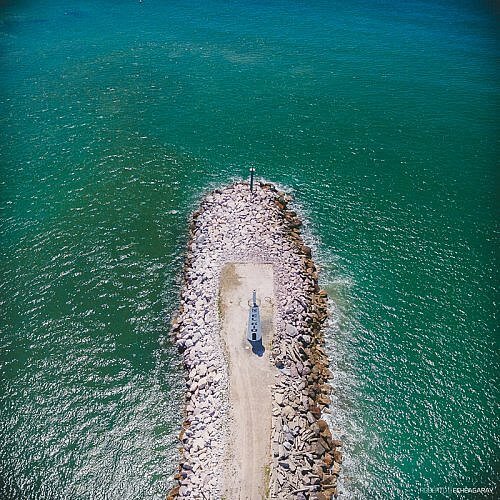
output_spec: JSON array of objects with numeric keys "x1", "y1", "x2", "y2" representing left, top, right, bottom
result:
[{"x1": 0, "y1": 1, "x2": 498, "y2": 498}]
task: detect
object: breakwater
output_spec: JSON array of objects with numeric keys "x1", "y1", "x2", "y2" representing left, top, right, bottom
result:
[{"x1": 168, "y1": 181, "x2": 342, "y2": 499}]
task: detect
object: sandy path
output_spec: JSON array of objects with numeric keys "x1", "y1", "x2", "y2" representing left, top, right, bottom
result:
[{"x1": 220, "y1": 263, "x2": 275, "y2": 500}]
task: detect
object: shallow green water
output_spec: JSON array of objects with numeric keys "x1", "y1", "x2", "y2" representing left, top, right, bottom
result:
[{"x1": 0, "y1": 1, "x2": 498, "y2": 498}]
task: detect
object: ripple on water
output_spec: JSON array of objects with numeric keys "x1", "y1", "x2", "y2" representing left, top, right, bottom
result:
[{"x1": 1, "y1": 0, "x2": 498, "y2": 497}]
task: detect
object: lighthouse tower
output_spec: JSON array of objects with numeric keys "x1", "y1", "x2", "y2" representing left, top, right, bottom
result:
[{"x1": 247, "y1": 290, "x2": 262, "y2": 342}]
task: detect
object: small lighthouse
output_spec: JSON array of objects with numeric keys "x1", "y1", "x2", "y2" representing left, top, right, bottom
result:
[{"x1": 247, "y1": 290, "x2": 262, "y2": 342}]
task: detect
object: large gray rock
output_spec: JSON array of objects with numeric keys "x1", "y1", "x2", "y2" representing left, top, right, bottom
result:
[{"x1": 286, "y1": 324, "x2": 299, "y2": 337}]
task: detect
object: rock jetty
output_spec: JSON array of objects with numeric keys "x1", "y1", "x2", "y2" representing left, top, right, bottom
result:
[{"x1": 168, "y1": 181, "x2": 342, "y2": 499}]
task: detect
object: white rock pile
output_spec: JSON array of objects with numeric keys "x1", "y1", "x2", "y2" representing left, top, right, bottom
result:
[{"x1": 168, "y1": 181, "x2": 342, "y2": 500}]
